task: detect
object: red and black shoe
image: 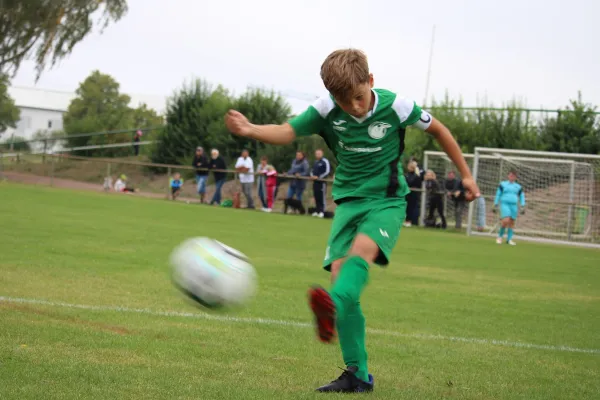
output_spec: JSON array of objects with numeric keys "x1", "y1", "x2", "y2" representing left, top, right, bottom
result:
[{"x1": 308, "y1": 285, "x2": 336, "y2": 343}]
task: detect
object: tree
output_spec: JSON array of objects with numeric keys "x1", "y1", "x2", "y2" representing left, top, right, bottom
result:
[
  {"x1": 0, "y1": 0, "x2": 128, "y2": 80},
  {"x1": 234, "y1": 88, "x2": 292, "y2": 171},
  {"x1": 539, "y1": 92, "x2": 600, "y2": 154},
  {"x1": 63, "y1": 70, "x2": 162, "y2": 156},
  {"x1": 151, "y1": 79, "x2": 229, "y2": 166},
  {"x1": 0, "y1": 73, "x2": 20, "y2": 137}
]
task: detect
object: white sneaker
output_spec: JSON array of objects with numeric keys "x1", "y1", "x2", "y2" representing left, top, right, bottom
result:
[
  {"x1": 317, "y1": 212, "x2": 324, "y2": 218},
  {"x1": 261, "y1": 208, "x2": 269, "y2": 212},
  {"x1": 267, "y1": 208, "x2": 272, "y2": 212},
  {"x1": 403, "y1": 222, "x2": 412, "y2": 227},
  {"x1": 312, "y1": 212, "x2": 318, "y2": 217},
  {"x1": 496, "y1": 237, "x2": 502, "y2": 244},
  {"x1": 508, "y1": 240, "x2": 516, "y2": 246}
]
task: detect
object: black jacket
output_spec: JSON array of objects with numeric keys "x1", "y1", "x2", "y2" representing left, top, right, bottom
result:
[
  {"x1": 209, "y1": 156, "x2": 227, "y2": 181},
  {"x1": 425, "y1": 179, "x2": 443, "y2": 200},
  {"x1": 444, "y1": 178, "x2": 465, "y2": 202},
  {"x1": 405, "y1": 171, "x2": 423, "y2": 190},
  {"x1": 192, "y1": 154, "x2": 210, "y2": 176}
]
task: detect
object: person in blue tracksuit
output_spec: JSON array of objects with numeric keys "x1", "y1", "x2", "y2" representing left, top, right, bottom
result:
[
  {"x1": 494, "y1": 170, "x2": 526, "y2": 245},
  {"x1": 310, "y1": 149, "x2": 331, "y2": 217}
]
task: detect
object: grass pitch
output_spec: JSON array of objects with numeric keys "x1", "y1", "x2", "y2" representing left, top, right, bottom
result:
[{"x1": 0, "y1": 182, "x2": 599, "y2": 399}]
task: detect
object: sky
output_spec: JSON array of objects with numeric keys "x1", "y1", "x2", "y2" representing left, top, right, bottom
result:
[{"x1": 10, "y1": 0, "x2": 600, "y2": 114}]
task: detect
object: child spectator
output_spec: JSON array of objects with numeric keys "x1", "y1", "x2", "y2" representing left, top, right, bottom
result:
[
  {"x1": 264, "y1": 164, "x2": 278, "y2": 212},
  {"x1": 170, "y1": 172, "x2": 184, "y2": 200},
  {"x1": 114, "y1": 174, "x2": 136, "y2": 193},
  {"x1": 424, "y1": 170, "x2": 447, "y2": 229}
]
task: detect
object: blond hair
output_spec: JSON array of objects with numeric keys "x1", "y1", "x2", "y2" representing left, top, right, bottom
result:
[
  {"x1": 425, "y1": 169, "x2": 436, "y2": 180},
  {"x1": 320, "y1": 49, "x2": 370, "y2": 100}
]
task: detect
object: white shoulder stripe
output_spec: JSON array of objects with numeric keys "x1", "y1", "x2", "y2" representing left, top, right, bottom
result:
[
  {"x1": 312, "y1": 96, "x2": 336, "y2": 118},
  {"x1": 391, "y1": 96, "x2": 416, "y2": 123}
]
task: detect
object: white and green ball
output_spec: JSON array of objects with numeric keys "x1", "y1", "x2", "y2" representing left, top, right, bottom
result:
[{"x1": 170, "y1": 237, "x2": 257, "y2": 309}]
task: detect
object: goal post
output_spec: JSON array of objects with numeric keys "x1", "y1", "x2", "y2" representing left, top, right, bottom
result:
[{"x1": 467, "y1": 147, "x2": 600, "y2": 248}]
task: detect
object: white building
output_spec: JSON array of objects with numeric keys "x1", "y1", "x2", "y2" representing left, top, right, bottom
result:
[{"x1": 2, "y1": 86, "x2": 168, "y2": 142}]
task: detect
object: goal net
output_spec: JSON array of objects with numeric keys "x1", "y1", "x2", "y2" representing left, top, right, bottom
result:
[{"x1": 467, "y1": 148, "x2": 600, "y2": 248}]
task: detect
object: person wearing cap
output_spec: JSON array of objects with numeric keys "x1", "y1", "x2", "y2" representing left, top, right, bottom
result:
[
  {"x1": 114, "y1": 174, "x2": 135, "y2": 193},
  {"x1": 192, "y1": 146, "x2": 210, "y2": 203}
]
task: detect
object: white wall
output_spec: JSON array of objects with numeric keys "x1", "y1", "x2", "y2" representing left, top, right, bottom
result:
[{"x1": 2, "y1": 107, "x2": 64, "y2": 142}]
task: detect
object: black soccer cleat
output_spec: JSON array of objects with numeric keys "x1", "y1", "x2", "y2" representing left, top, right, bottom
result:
[{"x1": 316, "y1": 366, "x2": 374, "y2": 393}]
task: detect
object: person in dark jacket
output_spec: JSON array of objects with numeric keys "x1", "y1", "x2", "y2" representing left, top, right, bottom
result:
[
  {"x1": 424, "y1": 170, "x2": 447, "y2": 228},
  {"x1": 285, "y1": 151, "x2": 310, "y2": 202},
  {"x1": 310, "y1": 149, "x2": 331, "y2": 217},
  {"x1": 445, "y1": 170, "x2": 466, "y2": 228},
  {"x1": 208, "y1": 148, "x2": 227, "y2": 205},
  {"x1": 404, "y1": 161, "x2": 422, "y2": 227},
  {"x1": 133, "y1": 130, "x2": 142, "y2": 156},
  {"x1": 192, "y1": 146, "x2": 210, "y2": 203}
]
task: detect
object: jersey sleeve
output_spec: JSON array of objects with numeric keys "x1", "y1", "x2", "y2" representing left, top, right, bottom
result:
[
  {"x1": 392, "y1": 97, "x2": 432, "y2": 130},
  {"x1": 288, "y1": 96, "x2": 334, "y2": 137},
  {"x1": 494, "y1": 183, "x2": 503, "y2": 206}
]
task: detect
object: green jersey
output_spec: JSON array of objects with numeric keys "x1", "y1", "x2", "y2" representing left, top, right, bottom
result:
[{"x1": 289, "y1": 88, "x2": 432, "y2": 203}]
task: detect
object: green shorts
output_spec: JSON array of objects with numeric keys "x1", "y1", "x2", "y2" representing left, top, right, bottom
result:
[{"x1": 323, "y1": 197, "x2": 407, "y2": 270}]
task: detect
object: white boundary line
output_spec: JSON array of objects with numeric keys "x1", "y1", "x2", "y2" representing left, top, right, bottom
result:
[{"x1": 1, "y1": 296, "x2": 598, "y2": 355}]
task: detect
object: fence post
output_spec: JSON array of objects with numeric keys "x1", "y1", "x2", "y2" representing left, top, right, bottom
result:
[
  {"x1": 50, "y1": 155, "x2": 55, "y2": 186},
  {"x1": 167, "y1": 167, "x2": 171, "y2": 199}
]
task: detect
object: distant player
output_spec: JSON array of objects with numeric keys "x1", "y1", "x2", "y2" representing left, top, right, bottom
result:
[
  {"x1": 224, "y1": 49, "x2": 480, "y2": 393},
  {"x1": 494, "y1": 170, "x2": 526, "y2": 245}
]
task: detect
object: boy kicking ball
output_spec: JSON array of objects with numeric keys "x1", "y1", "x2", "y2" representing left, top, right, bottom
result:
[{"x1": 225, "y1": 49, "x2": 480, "y2": 393}]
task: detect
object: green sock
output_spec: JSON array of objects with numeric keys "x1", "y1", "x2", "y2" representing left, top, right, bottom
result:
[
  {"x1": 499, "y1": 227, "x2": 505, "y2": 238},
  {"x1": 331, "y1": 256, "x2": 370, "y2": 382},
  {"x1": 507, "y1": 228, "x2": 514, "y2": 242}
]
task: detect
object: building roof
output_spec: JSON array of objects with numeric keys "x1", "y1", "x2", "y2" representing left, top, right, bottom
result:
[{"x1": 8, "y1": 86, "x2": 168, "y2": 114}]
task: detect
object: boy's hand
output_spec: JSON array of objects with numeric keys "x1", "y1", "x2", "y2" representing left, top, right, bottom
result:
[
  {"x1": 461, "y1": 177, "x2": 480, "y2": 202},
  {"x1": 225, "y1": 110, "x2": 254, "y2": 137}
]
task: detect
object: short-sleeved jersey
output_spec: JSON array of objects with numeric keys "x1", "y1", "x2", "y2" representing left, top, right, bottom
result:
[
  {"x1": 494, "y1": 180, "x2": 526, "y2": 206},
  {"x1": 289, "y1": 88, "x2": 432, "y2": 202}
]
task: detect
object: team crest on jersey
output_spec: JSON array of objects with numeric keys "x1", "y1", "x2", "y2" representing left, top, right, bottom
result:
[{"x1": 367, "y1": 122, "x2": 391, "y2": 139}]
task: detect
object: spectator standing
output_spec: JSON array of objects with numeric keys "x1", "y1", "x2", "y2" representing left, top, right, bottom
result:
[
  {"x1": 445, "y1": 171, "x2": 466, "y2": 229},
  {"x1": 424, "y1": 170, "x2": 447, "y2": 228},
  {"x1": 286, "y1": 151, "x2": 310, "y2": 202},
  {"x1": 192, "y1": 146, "x2": 210, "y2": 203},
  {"x1": 310, "y1": 149, "x2": 331, "y2": 218},
  {"x1": 133, "y1": 130, "x2": 142, "y2": 156},
  {"x1": 256, "y1": 156, "x2": 269, "y2": 209},
  {"x1": 235, "y1": 149, "x2": 255, "y2": 209},
  {"x1": 209, "y1": 149, "x2": 227, "y2": 205},
  {"x1": 265, "y1": 164, "x2": 278, "y2": 212},
  {"x1": 404, "y1": 161, "x2": 422, "y2": 227}
]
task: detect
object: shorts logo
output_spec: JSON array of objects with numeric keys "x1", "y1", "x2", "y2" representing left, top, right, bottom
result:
[
  {"x1": 324, "y1": 246, "x2": 330, "y2": 261},
  {"x1": 379, "y1": 229, "x2": 389, "y2": 238},
  {"x1": 368, "y1": 122, "x2": 391, "y2": 140}
]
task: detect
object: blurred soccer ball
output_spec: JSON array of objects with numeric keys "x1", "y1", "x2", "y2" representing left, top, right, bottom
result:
[{"x1": 170, "y1": 237, "x2": 257, "y2": 309}]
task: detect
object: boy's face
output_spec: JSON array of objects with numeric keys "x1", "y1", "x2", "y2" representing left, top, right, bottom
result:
[
  {"x1": 508, "y1": 172, "x2": 517, "y2": 182},
  {"x1": 332, "y1": 74, "x2": 374, "y2": 118}
]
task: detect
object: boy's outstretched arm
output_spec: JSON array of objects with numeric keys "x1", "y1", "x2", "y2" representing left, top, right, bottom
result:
[
  {"x1": 225, "y1": 110, "x2": 296, "y2": 145},
  {"x1": 425, "y1": 119, "x2": 481, "y2": 201}
]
